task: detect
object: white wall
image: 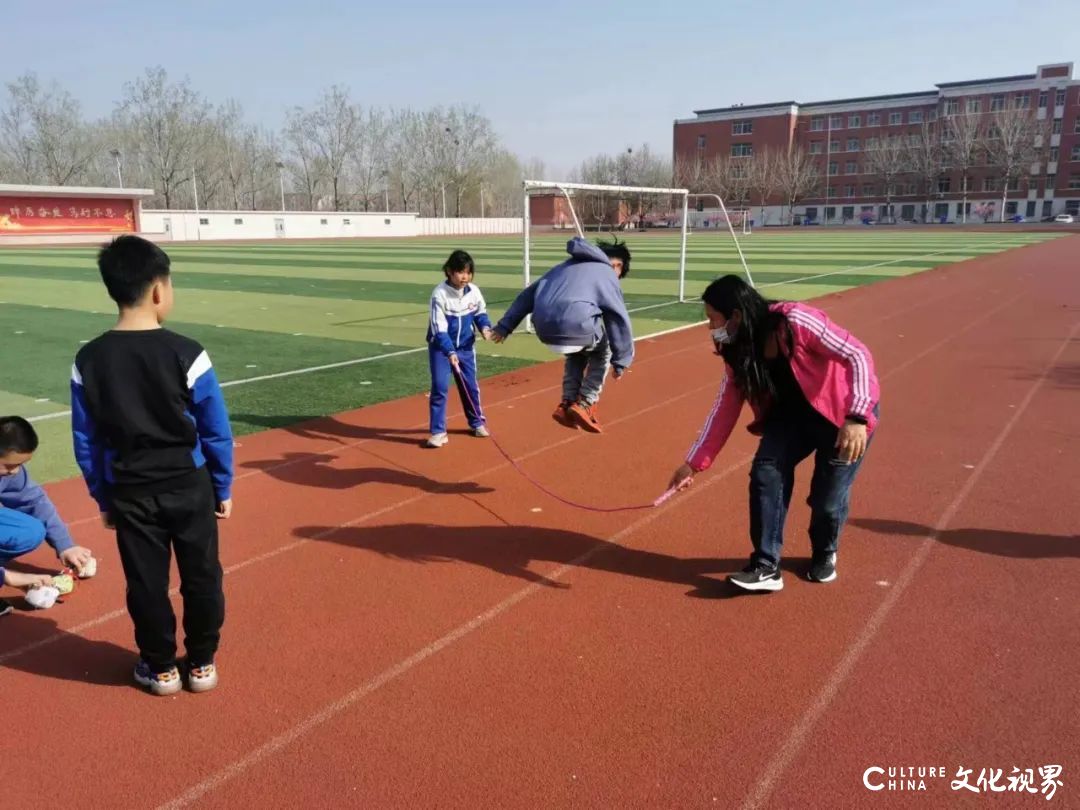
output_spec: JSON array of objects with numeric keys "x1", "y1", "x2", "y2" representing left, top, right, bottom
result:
[
  {"x1": 141, "y1": 210, "x2": 418, "y2": 241},
  {"x1": 138, "y1": 211, "x2": 524, "y2": 242},
  {"x1": 417, "y1": 217, "x2": 522, "y2": 236}
]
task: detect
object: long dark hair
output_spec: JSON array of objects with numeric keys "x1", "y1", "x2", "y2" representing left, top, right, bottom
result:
[{"x1": 701, "y1": 275, "x2": 784, "y2": 408}]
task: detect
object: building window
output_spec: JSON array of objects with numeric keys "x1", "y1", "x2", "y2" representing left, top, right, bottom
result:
[
  {"x1": 937, "y1": 177, "x2": 951, "y2": 193},
  {"x1": 1026, "y1": 200, "x2": 1036, "y2": 217},
  {"x1": 865, "y1": 136, "x2": 879, "y2": 150},
  {"x1": 1069, "y1": 175, "x2": 1080, "y2": 189},
  {"x1": 848, "y1": 114, "x2": 861, "y2": 128},
  {"x1": 830, "y1": 139, "x2": 840, "y2": 152},
  {"x1": 384, "y1": 218, "x2": 392, "y2": 225},
  {"x1": 845, "y1": 161, "x2": 857, "y2": 174},
  {"x1": 731, "y1": 164, "x2": 748, "y2": 179},
  {"x1": 696, "y1": 134, "x2": 706, "y2": 149},
  {"x1": 909, "y1": 110, "x2": 924, "y2": 124},
  {"x1": 731, "y1": 143, "x2": 753, "y2": 157},
  {"x1": 826, "y1": 186, "x2": 836, "y2": 197},
  {"x1": 929, "y1": 110, "x2": 938, "y2": 121},
  {"x1": 1016, "y1": 92, "x2": 1031, "y2": 109},
  {"x1": 1050, "y1": 147, "x2": 1060, "y2": 162},
  {"x1": 844, "y1": 185, "x2": 855, "y2": 198},
  {"x1": 862, "y1": 183, "x2": 875, "y2": 196},
  {"x1": 982, "y1": 178, "x2": 998, "y2": 192},
  {"x1": 867, "y1": 113, "x2": 881, "y2": 126},
  {"x1": 320, "y1": 218, "x2": 328, "y2": 225},
  {"x1": 1052, "y1": 118, "x2": 1063, "y2": 134},
  {"x1": 343, "y1": 218, "x2": 351, "y2": 225},
  {"x1": 842, "y1": 205, "x2": 855, "y2": 219},
  {"x1": 233, "y1": 218, "x2": 243, "y2": 225},
  {"x1": 811, "y1": 116, "x2": 825, "y2": 131},
  {"x1": 1038, "y1": 91, "x2": 1048, "y2": 108},
  {"x1": 1007, "y1": 177, "x2": 1021, "y2": 192},
  {"x1": 825, "y1": 206, "x2": 836, "y2": 219},
  {"x1": 809, "y1": 141, "x2": 824, "y2": 154},
  {"x1": 732, "y1": 120, "x2": 753, "y2": 135},
  {"x1": 828, "y1": 162, "x2": 838, "y2": 176},
  {"x1": 199, "y1": 218, "x2": 209, "y2": 225},
  {"x1": 966, "y1": 98, "x2": 981, "y2": 113},
  {"x1": 1071, "y1": 145, "x2": 1080, "y2": 161},
  {"x1": 847, "y1": 138, "x2": 860, "y2": 152},
  {"x1": 829, "y1": 114, "x2": 843, "y2": 129},
  {"x1": 887, "y1": 111, "x2": 901, "y2": 125},
  {"x1": 991, "y1": 94, "x2": 1005, "y2": 111},
  {"x1": 945, "y1": 99, "x2": 959, "y2": 115},
  {"x1": 1055, "y1": 89, "x2": 1066, "y2": 106},
  {"x1": 1047, "y1": 173, "x2": 1056, "y2": 189}
]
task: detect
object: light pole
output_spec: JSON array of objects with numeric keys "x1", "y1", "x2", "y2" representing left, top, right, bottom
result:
[
  {"x1": 275, "y1": 161, "x2": 286, "y2": 212},
  {"x1": 480, "y1": 185, "x2": 485, "y2": 218},
  {"x1": 109, "y1": 149, "x2": 123, "y2": 188},
  {"x1": 192, "y1": 164, "x2": 201, "y2": 241},
  {"x1": 380, "y1": 171, "x2": 390, "y2": 212}
]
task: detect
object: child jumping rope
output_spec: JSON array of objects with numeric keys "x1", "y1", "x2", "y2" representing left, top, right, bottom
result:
[{"x1": 426, "y1": 250, "x2": 493, "y2": 448}]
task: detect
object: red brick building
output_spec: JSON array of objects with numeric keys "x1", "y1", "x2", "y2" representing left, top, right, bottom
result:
[{"x1": 673, "y1": 63, "x2": 1080, "y2": 224}]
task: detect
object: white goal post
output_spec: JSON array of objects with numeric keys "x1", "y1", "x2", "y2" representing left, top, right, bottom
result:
[
  {"x1": 522, "y1": 179, "x2": 692, "y2": 304},
  {"x1": 519, "y1": 180, "x2": 755, "y2": 332}
]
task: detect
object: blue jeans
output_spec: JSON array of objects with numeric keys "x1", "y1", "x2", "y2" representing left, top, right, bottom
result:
[
  {"x1": 749, "y1": 403, "x2": 878, "y2": 569},
  {"x1": 429, "y1": 346, "x2": 484, "y2": 434},
  {"x1": 562, "y1": 333, "x2": 612, "y2": 406}
]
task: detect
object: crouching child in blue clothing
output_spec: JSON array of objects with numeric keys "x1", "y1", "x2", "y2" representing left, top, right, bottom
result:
[
  {"x1": 1, "y1": 416, "x2": 95, "y2": 615},
  {"x1": 492, "y1": 238, "x2": 634, "y2": 433},
  {"x1": 426, "y1": 250, "x2": 494, "y2": 448}
]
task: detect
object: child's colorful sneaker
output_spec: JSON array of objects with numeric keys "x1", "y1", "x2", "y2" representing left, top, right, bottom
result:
[
  {"x1": 552, "y1": 401, "x2": 575, "y2": 428},
  {"x1": 472, "y1": 425, "x2": 490, "y2": 438},
  {"x1": 568, "y1": 401, "x2": 603, "y2": 433},
  {"x1": 187, "y1": 661, "x2": 219, "y2": 693},
  {"x1": 134, "y1": 660, "x2": 183, "y2": 696},
  {"x1": 425, "y1": 432, "x2": 449, "y2": 448}
]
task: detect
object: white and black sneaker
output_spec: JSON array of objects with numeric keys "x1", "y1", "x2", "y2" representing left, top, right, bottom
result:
[
  {"x1": 727, "y1": 564, "x2": 784, "y2": 592},
  {"x1": 807, "y1": 553, "x2": 837, "y2": 583}
]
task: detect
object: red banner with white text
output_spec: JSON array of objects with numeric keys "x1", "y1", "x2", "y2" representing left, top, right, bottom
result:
[{"x1": 0, "y1": 196, "x2": 135, "y2": 235}]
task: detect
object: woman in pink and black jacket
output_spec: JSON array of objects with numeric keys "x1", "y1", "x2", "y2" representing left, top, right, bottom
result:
[{"x1": 669, "y1": 275, "x2": 880, "y2": 593}]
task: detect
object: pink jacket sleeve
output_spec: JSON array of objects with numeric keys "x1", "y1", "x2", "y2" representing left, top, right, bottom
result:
[
  {"x1": 686, "y1": 367, "x2": 745, "y2": 472},
  {"x1": 785, "y1": 305, "x2": 878, "y2": 419}
]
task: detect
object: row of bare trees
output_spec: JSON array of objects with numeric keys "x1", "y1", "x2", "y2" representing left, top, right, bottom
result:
[
  {"x1": 0, "y1": 69, "x2": 543, "y2": 216},
  {"x1": 675, "y1": 104, "x2": 1050, "y2": 224}
]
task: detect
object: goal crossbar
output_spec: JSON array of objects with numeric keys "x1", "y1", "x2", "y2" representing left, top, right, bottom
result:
[{"x1": 522, "y1": 181, "x2": 692, "y2": 328}]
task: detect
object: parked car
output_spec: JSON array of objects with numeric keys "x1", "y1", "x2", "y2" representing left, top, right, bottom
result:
[{"x1": 1054, "y1": 213, "x2": 1075, "y2": 224}]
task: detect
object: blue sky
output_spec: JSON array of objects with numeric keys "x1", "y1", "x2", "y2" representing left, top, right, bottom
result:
[{"x1": 6, "y1": 0, "x2": 1079, "y2": 177}]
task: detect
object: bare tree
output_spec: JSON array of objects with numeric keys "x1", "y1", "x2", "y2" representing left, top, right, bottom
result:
[
  {"x1": 942, "y1": 110, "x2": 987, "y2": 224},
  {"x1": 283, "y1": 106, "x2": 326, "y2": 211},
  {"x1": 907, "y1": 121, "x2": 945, "y2": 222},
  {"x1": 115, "y1": 67, "x2": 211, "y2": 208},
  {"x1": 442, "y1": 106, "x2": 498, "y2": 217},
  {"x1": 0, "y1": 74, "x2": 98, "y2": 185},
  {"x1": 349, "y1": 107, "x2": 388, "y2": 211},
  {"x1": 747, "y1": 149, "x2": 779, "y2": 226},
  {"x1": 986, "y1": 103, "x2": 1046, "y2": 221},
  {"x1": 298, "y1": 86, "x2": 362, "y2": 211},
  {"x1": 773, "y1": 145, "x2": 820, "y2": 225},
  {"x1": 863, "y1": 134, "x2": 910, "y2": 223}
]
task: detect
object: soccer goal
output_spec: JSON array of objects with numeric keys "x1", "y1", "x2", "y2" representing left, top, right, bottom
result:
[{"x1": 521, "y1": 181, "x2": 754, "y2": 326}]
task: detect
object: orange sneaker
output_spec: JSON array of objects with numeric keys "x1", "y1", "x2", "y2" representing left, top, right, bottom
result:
[
  {"x1": 552, "y1": 401, "x2": 575, "y2": 428},
  {"x1": 568, "y1": 400, "x2": 602, "y2": 433}
]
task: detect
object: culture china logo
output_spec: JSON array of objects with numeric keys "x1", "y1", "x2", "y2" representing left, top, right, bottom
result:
[{"x1": 862, "y1": 765, "x2": 1063, "y2": 799}]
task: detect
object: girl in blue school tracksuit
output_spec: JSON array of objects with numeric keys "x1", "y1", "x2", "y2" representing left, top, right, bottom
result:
[{"x1": 425, "y1": 250, "x2": 493, "y2": 448}]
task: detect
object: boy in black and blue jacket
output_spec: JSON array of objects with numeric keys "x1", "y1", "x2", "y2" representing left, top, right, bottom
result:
[{"x1": 72, "y1": 236, "x2": 234, "y2": 696}]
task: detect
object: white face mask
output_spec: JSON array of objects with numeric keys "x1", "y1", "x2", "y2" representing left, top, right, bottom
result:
[{"x1": 711, "y1": 326, "x2": 734, "y2": 345}]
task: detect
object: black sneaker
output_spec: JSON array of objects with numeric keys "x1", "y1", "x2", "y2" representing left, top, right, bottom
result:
[
  {"x1": 808, "y1": 553, "x2": 837, "y2": 583},
  {"x1": 727, "y1": 564, "x2": 783, "y2": 592},
  {"x1": 0, "y1": 598, "x2": 12, "y2": 617}
]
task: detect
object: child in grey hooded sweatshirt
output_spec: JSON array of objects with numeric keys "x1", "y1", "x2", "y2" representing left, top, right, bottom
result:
[{"x1": 492, "y1": 238, "x2": 634, "y2": 433}]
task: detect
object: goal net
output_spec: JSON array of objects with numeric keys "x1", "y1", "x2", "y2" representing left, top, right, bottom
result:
[{"x1": 520, "y1": 181, "x2": 755, "y2": 332}]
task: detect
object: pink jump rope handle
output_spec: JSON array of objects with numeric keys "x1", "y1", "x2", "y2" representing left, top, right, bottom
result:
[{"x1": 652, "y1": 486, "x2": 678, "y2": 507}]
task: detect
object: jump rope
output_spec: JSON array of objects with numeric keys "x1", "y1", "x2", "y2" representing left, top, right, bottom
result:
[{"x1": 451, "y1": 366, "x2": 680, "y2": 512}]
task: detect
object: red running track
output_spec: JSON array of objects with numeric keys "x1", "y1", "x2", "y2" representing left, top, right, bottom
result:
[{"x1": 1, "y1": 236, "x2": 1078, "y2": 808}]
